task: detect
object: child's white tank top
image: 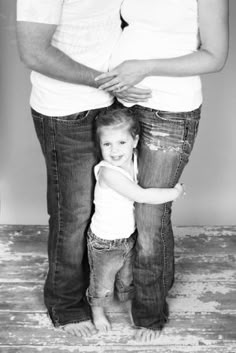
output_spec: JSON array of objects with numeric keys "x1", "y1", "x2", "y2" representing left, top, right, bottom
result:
[{"x1": 90, "y1": 155, "x2": 138, "y2": 240}]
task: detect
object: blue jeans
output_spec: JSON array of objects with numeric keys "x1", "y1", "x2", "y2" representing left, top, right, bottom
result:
[
  {"x1": 31, "y1": 107, "x2": 110, "y2": 326},
  {"x1": 131, "y1": 105, "x2": 201, "y2": 330},
  {"x1": 87, "y1": 229, "x2": 136, "y2": 307}
]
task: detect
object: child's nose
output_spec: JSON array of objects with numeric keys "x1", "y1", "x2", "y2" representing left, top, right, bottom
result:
[{"x1": 111, "y1": 145, "x2": 119, "y2": 153}]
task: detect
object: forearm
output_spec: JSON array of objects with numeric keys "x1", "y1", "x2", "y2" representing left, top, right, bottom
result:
[
  {"x1": 21, "y1": 44, "x2": 101, "y2": 87},
  {"x1": 142, "y1": 49, "x2": 228, "y2": 79},
  {"x1": 137, "y1": 187, "x2": 179, "y2": 205}
]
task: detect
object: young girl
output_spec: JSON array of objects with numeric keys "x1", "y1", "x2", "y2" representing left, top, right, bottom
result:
[{"x1": 87, "y1": 107, "x2": 184, "y2": 332}]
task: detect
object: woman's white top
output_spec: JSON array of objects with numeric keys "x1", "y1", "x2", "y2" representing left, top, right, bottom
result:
[
  {"x1": 17, "y1": 0, "x2": 123, "y2": 116},
  {"x1": 109, "y1": 0, "x2": 202, "y2": 112},
  {"x1": 90, "y1": 156, "x2": 138, "y2": 240}
]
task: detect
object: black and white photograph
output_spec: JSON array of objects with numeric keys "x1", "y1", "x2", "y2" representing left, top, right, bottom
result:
[{"x1": 0, "y1": 0, "x2": 235, "y2": 352}]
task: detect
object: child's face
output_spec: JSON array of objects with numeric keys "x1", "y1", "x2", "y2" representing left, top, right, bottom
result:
[{"x1": 99, "y1": 125, "x2": 139, "y2": 169}]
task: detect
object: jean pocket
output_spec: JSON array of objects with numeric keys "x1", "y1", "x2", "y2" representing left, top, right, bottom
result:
[
  {"x1": 54, "y1": 110, "x2": 90, "y2": 125},
  {"x1": 155, "y1": 111, "x2": 186, "y2": 125},
  {"x1": 91, "y1": 241, "x2": 110, "y2": 252},
  {"x1": 31, "y1": 110, "x2": 46, "y2": 156}
]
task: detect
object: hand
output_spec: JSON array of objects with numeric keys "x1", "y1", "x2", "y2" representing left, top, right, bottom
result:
[
  {"x1": 112, "y1": 86, "x2": 152, "y2": 103},
  {"x1": 174, "y1": 183, "x2": 186, "y2": 200},
  {"x1": 95, "y1": 60, "x2": 148, "y2": 92}
]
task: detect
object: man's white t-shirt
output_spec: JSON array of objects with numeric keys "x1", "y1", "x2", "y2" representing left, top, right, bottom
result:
[{"x1": 17, "y1": 0, "x2": 123, "y2": 116}]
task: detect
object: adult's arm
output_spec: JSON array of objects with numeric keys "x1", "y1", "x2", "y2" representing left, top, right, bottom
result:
[
  {"x1": 96, "y1": 0, "x2": 229, "y2": 91},
  {"x1": 16, "y1": 21, "x2": 101, "y2": 88}
]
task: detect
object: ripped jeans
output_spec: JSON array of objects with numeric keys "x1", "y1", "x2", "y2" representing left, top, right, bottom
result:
[
  {"x1": 87, "y1": 229, "x2": 135, "y2": 307},
  {"x1": 131, "y1": 104, "x2": 201, "y2": 330}
]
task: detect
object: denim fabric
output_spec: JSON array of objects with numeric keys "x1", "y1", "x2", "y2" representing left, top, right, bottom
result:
[
  {"x1": 87, "y1": 229, "x2": 136, "y2": 307},
  {"x1": 131, "y1": 105, "x2": 201, "y2": 330},
  {"x1": 31, "y1": 107, "x2": 110, "y2": 326}
]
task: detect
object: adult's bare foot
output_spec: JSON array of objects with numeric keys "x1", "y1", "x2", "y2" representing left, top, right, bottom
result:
[
  {"x1": 91, "y1": 306, "x2": 111, "y2": 332},
  {"x1": 63, "y1": 320, "x2": 97, "y2": 337},
  {"x1": 135, "y1": 328, "x2": 161, "y2": 343}
]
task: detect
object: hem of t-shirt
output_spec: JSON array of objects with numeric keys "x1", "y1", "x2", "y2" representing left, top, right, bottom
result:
[
  {"x1": 90, "y1": 225, "x2": 134, "y2": 241},
  {"x1": 29, "y1": 99, "x2": 114, "y2": 117},
  {"x1": 120, "y1": 96, "x2": 203, "y2": 113}
]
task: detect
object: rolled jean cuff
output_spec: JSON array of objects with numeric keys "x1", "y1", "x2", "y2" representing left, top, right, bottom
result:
[
  {"x1": 50, "y1": 312, "x2": 91, "y2": 328},
  {"x1": 87, "y1": 291, "x2": 113, "y2": 307},
  {"x1": 117, "y1": 288, "x2": 134, "y2": 302}
]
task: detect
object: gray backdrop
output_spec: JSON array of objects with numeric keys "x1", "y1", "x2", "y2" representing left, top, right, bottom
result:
[{"x1": 0, "y1": 0, "x2": 235, "y2": 225}]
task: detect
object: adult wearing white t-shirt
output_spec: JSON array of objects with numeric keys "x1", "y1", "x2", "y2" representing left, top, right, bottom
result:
[
  {"x1": 16, "y1": 0, "x2": 151, "y2": 338},
  {"x1": 96, "y1": 0, "x2": 229, "y2": 342}
]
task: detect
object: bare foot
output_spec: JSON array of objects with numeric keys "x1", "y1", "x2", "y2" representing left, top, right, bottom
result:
[
  {"x1": 91, "y1": 306, "x2": 111, "y2": 332},
  {"x1": 63, "y1": 320, "x2": 97, "y2": 337},
  {"x1": 135, "y1": 328, "x2": 161, "y2": 343}
]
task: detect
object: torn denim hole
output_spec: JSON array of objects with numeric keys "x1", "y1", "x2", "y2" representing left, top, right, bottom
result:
[{"x1": 143, "y1": 131, "x2": 184, "y2": 152}]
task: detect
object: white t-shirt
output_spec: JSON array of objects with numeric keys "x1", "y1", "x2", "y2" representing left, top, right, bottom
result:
[
  {"x1": 17, "y1": 0, "x2": 123, "y2": 116},
  {"x1": 109, "y1": 0, "x2": 202, "y2": 112},
  {"x1": 90, "y1": 156, "x2": 138, "y2": 240}
]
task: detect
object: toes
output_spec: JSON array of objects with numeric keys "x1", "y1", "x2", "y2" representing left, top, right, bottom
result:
[
  {"x1": 62, "y1": 321, "x2": 96, "y2": 337},
  {"x1": 63, "y1": 324, "x2": 81, "y2": 337},
  {"x1": 94, "y1": 318, "x2": 111, "y2": 332},
  {"x1": 135, "y1": 328, "x2": 161, "y2": 343}
]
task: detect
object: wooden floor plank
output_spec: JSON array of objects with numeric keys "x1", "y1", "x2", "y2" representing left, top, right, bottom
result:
[
  {"x1": 1, "y1": 225, "x2": 235, "y2": 256},
  {"x1": 0, "y1": 346, "x2": 235, "y2": 353},
  {"x1": 1, "y1": 254, "x2": 235, "y2": 283},
  {"x1": 0, "y1": 281, "x2": 235, "y2": 313},
  {"x1": 0, "y1": 312, "x2": 235, "y2": 346}
]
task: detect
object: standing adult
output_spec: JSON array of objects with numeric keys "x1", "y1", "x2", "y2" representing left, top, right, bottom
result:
[
  {"x1": 16, "y1": 0, "x2": 151, "y2": 337},
  {"x1": 96, "y1": 0, "x2": 229, "y2": 342}
]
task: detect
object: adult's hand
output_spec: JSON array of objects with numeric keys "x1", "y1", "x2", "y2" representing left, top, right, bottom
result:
[
  {"x1": 95, "y1": 60, "x2": 148, "y2": 92},
  {"x1": 112, "y1": 86, "x2": 152, "y2": 103}
]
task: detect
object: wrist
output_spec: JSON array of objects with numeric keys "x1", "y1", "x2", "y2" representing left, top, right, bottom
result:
[{"x1": 143, "y1": 60, "x2": 155, "y2": 77}]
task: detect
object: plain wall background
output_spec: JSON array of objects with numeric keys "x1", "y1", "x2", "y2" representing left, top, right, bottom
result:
[{"x1": 0, "y1": 0, "x2": 235, "y2": 225}]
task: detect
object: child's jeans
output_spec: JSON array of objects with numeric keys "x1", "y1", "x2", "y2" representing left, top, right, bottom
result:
[{"x1": 87, "y1": 229, "x2": 136, "y2": 307}]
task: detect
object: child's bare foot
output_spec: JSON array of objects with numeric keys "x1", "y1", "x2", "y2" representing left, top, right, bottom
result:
[
  {"x1": 92, "y1": 306, "x2": 111, "y2": 332},
  {"x1": 135, "y1": 328, "x2": 161, "y2": 343},
  {"x1": 63, "y1": 320, "x2": 96, "y2": 337}
]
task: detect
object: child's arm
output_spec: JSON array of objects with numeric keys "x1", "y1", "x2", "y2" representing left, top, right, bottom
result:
[{"x1": 100, "y1": 167, "x2": 185, "y2": 204}]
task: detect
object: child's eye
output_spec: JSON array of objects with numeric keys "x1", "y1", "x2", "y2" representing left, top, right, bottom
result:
[
  {"x1": 120, "y1": 141, "x2": 126, "y2": 145},
  {"x1": 103, "y1": 142, "x2": 110, "y2": 147}
]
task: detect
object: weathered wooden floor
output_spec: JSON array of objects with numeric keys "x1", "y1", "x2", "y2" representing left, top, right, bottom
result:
[{"x1": 0, "y1": 225, "x2": 235, "y2": 353}]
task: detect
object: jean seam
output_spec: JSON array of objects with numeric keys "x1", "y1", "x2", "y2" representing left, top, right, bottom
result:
[
  {"x1": 32, "y1": 113, "x2": 46, "y2": 156},
  {"x1": 160, "y1": 202, "x2": 168, "y2": 296},
  {"x1": 50, "y1": 117, "x2": 62, "y2": 322},
  {"x1": 87, "y1": 242, "x2": 97, "y2": 302}
]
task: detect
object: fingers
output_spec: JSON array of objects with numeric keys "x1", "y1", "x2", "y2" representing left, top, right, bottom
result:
[
  {"x1": 174, "y1": 183, "x2": 186, "y2": 198},
  {"x1": 129, "y1": 87, "x2": 152, "y2": 94},
  {"x1": 115, "y1": 94, "x2": 150, "y2": 103},
  {"x1": 95, "y1": 71, "x2": 117, "y2": 81},
  {"x1": 99, "y1": 80, "x2": 124, "y2": 91}
]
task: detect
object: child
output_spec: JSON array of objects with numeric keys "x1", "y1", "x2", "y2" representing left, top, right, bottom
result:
[{"x1": 87, "y1": 108, "x2": 184, "y2": 332}]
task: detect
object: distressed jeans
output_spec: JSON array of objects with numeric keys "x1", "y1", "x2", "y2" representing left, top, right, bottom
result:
[
  {"x1": 87, "y1": 229, "x2": 135, "y2": 307},
  {"x1": 31, "y1": 107, "x2": 108, "y2": 326},
  {"x1": 131, "y1": 105, "x2": 201, "y2": 330}
]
